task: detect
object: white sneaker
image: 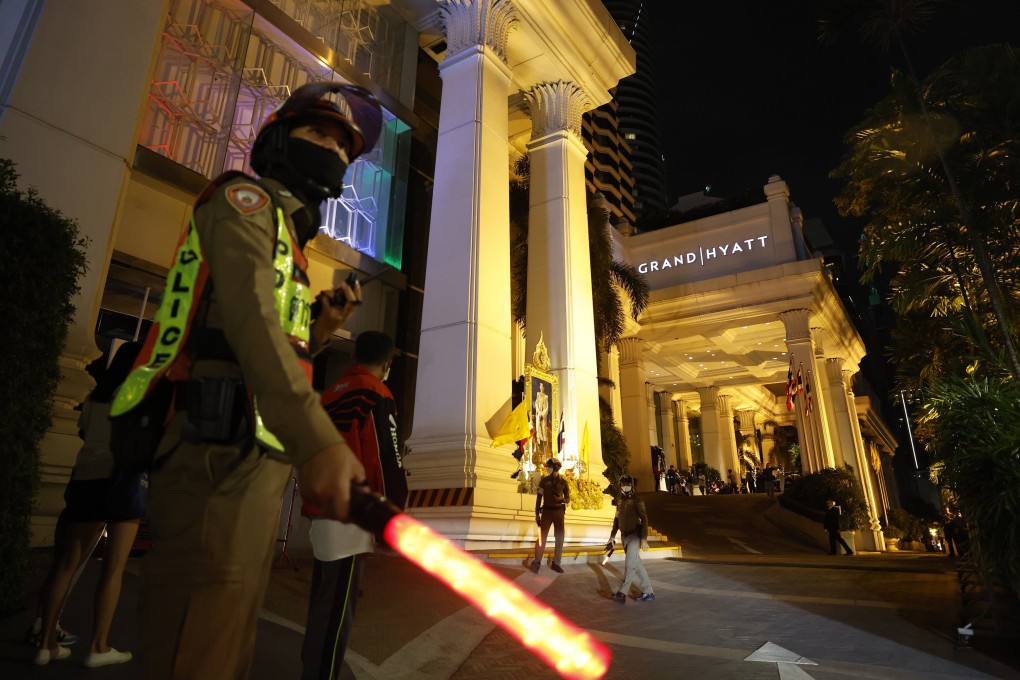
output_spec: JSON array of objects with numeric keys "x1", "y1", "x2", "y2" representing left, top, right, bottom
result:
[
  {"x1": 33, "y1": 645, "x2": 71, "y2": 665},
  {"x1": 83, "y1": 648, "x2": 133, "y2": 667}
]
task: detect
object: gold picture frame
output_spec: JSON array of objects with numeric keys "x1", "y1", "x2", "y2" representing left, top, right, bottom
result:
[{"x1": 525, "y1": 363, "x2": 559, "y2": 464}]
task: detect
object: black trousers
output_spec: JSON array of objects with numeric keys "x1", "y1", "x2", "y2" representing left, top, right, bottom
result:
[
  {"x1": 301, "y1": 554, "x2": 365, "y2": 680},
  {"x1": 827, "y1": 530, "x2": 853, "y2": 555}
]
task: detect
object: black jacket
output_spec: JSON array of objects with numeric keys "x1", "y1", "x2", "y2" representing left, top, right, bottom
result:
[{"x1": 824, "y1": 504, "x2": 843, "y2": 532}]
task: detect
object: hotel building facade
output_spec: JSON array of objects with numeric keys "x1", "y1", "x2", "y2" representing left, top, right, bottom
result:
[{"x1": 3, "y1": 0, "x2": 894, "y2": 551}]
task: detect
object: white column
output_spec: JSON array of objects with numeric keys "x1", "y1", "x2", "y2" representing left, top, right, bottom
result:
[
  {"x1": 656, "y1": 391, "x2": 677, "y2": 468},
  {"x1": 736, "y1": 410, "x2": 759, "y2": 464},
  {"x1": 824, "y1": 358, "x2": 858, "y2": 471},
  {"x1": 760, "y1": 420, "x2": 777, "y2": 465},
  {"x1": 696, "y1": 386, "x2": 726, "y2": 475},
  {"x1": 407, "y1": 0, "x2": 518, "y2": 505},
  {"x1": 836, "y1": 365, "x2": 885, "y2": 551},
  {"x1": 718, "y1": 394, "x2": 741, "y2": 475},
  {"x1": 780, "y1": 309, "x2": 835, "y2": 472},
  {"x1": 618, "y1": 338, "x2": 653, "y2": 491},
  {"x1": 813, "y1": 331, "x2": 843, "y2": 467},
  {"x1": 525, "y1": 79, "x2": 601, "y2": 477},
  {"x1": 674, "y1": 398, "x2": 693, "y2": 470}
]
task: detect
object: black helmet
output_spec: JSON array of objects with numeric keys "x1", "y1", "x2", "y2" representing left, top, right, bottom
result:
[
  {"x1": 619, "y1": 474, "x2": 635, "y2": 486},
  {"x1": 250, "y1": 82, "x2": 382, "y2": 198},
  {"x1": 544, "y1": 458, "x2": 562, "y2": 471},
  {"x1": 254, "y1": 82, "x2": 381, "y2": 160}
]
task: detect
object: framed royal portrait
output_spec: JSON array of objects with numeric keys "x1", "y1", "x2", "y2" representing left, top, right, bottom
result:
[{"x1": 525, "y1": 364, "x2": 558, "y2": 464}]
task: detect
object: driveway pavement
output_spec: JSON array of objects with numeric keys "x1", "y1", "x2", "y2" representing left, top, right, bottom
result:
[{"x1": 3, "y1": 493, "x2": 1018, "y2": 679}]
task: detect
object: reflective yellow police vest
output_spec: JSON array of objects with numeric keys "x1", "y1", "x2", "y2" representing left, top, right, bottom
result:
[{"x1": 111, "y1": 206, "x2": 312, "y2": 454}]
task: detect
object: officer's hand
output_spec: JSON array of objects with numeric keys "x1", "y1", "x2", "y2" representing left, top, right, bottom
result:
[
  {"x1": 605, "y1": 539, "x2": 614, "y2": 551},
  {"x1": 310, "y1": 279, "x2": 362, "y2": 346},
  {"x1": 297, "y1": 441, "x2": 366, "y2": 522},
  {"x1": 640, "y1": 540, "x2": 650, "y2": 552}
]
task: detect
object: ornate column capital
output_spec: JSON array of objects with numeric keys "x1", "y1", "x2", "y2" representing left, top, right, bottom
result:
[
  {"x1": 696, "y1": 386, "x2": 719, "y2": 409},
  {"x1": 526, "y1": 80, "x2": 590, "y2": 140},
  {"x1": 778, "y1": 309, "x2": 811, "y2": 342},
  {"x1": 717, "y1": 394, "x2": 733, "y2": 416},
  {"x1": 736, "y1": 410, "x2": 757, "y2": 430},
  {"x1": 439, "y1": 0, "x2": 517, "y2": 63},
  {"x1": 674, "y1": 398, "x2": 689, "y2": 420},
  {"x1": 618, "y1": 337, "x2": 644, "y2": 364},
  {"x1": 825, "y1": 356, "x2": 846, "y2": 383}
]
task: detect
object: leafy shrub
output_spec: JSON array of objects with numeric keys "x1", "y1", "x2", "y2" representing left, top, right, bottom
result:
[
  {"x1": 887, "y1": 507, "x2": 927, "y2": 542},
  {"x1": 780, "y1": 467, "x2": 869, "y2": 531},
  {"x1": 0, "y1": 160, "x2": 88, "y2": 615},
  {"x1": 923, "y1": 376, "x2": 1020, "y2": 595}
]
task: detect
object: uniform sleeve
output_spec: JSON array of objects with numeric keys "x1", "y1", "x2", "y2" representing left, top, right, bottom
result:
[
  {"x1": 196, "y1": 191, "x2": 341, "y2": 466},
  {"x1": 637, "y1": 498, "x2": 649, "y2": 542},
  {"x1": 611, "y1": 508, "x2": 620, "y2": 537}
]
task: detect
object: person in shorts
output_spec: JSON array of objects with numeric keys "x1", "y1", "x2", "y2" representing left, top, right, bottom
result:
[{"x1": 34, "y1": 342, "x2": 146, "y2": 667}]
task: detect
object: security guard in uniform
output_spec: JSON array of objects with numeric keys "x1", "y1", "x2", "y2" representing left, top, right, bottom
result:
[{"x1": 114, "y1": 83, "x2": 382, "y2": 679}]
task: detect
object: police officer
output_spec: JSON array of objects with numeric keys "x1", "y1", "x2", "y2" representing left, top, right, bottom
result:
[
  {"x1": 114, "y1": 83, "x2": 382, "y2": 679},
  {"x1": 531, "y1": 458, "x2": 570, "y2": 573},
  {"x1": 608, "y1": 475, "x2": 654, "y2": 603}
]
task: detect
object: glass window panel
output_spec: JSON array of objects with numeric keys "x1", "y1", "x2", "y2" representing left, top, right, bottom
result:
[{"x1": 140, "y1": 0, "x2": 411, "y2": 267}]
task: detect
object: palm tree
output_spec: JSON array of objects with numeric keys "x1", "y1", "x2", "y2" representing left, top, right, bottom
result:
[
  {"x1": 821, "y1": 1, "x2": 1020, "y2": 380},
  {"x1": 509, "y1": 156, "x2": 649, "y2": 356}
]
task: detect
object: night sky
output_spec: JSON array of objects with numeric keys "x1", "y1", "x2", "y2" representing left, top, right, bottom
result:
[{"x1": 650, "y1": 0, "x2": 1020, "y2": 256}]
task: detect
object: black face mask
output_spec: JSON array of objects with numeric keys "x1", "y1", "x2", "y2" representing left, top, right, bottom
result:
[{"x1": 285, "y1": 138, "x2": 349, "y2": 200}]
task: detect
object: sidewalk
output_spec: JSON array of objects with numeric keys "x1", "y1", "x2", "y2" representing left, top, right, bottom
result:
[{"x1": 4, "y1": 544, "x2": 1017, "y2": 679}]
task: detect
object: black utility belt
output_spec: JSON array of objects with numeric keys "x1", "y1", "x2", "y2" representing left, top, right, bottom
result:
[
  {"x1": 541, "y1": 505, "x2": 566, "y2": 511},
  {"x1": 176, "y1": 377, "x2": 251, "y2": 445}
]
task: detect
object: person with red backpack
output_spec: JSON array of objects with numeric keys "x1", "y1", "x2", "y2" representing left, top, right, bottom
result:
[{"x1": 300, "y1": 331, "x2": 407, "y2": 680}]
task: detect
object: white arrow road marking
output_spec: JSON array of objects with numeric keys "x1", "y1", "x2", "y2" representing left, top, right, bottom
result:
[
  {"x1": 745, "y1": 641, "x2": 816, "y2": 665},
  {"x1": 777, "y1": 662, "x2": 817, "y2": 679},
  {"x1": 746, "y1": 642, "x2": 817, "y2": 679}
]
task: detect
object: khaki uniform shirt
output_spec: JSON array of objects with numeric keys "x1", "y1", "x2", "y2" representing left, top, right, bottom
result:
[
  {"x1": 192, "y1": 174, "x2": 341, "y2": 467},
  {"x1": 536, "y1": 473, "x2": 571, "y2": 510}
]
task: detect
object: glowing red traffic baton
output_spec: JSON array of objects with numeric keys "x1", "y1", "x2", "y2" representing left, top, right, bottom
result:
[{"x1": 350, "y1": 487, "x2": 610, "y2": 680}]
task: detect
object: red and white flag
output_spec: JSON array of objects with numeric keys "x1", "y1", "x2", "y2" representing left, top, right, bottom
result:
[
  {"x1": 785, "y1": 359, "x2": 795, "y2": 410},
  {"x1": 804, "y1": 381, "x2": 813, "y2": 415}
]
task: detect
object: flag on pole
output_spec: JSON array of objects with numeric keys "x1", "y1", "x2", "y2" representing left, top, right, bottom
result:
[
  {"x1": 804, "y1": 381, "x2": 813, "y2": 415},
  {"x1": 579, "y1": 420, "x2": 590, "y2": 470},
  {"x1": 557, "y1": 412, "x2": 566, "y2": 453},
  {"x1": 492, "y1": 400, "x2": 531, "y2": 447},
  {"x1": 785, "y1": 359, "x2": 795, "y2": 410},
  {"x1": 796, "y1": 367, "x2": 804, "y2": 396}
]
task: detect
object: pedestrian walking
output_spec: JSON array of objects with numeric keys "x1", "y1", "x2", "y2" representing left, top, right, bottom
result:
[
  {"x1": 697, "y1": 473, "x2": 707, "y2": 496},
  {"x1": 763, "y1": 466, "x2": 776, "y2": 500},
  {"x1": 607, "y1": 475, "x2": 654, "y2": 603},
  {"x1": 824, "y1": 500, "x2": 854, "y2": 555}
]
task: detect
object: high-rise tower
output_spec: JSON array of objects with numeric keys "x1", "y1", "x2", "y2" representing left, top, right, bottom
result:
[{"x1": 603, "y1": 0, "x2": 669, "y2": 214}]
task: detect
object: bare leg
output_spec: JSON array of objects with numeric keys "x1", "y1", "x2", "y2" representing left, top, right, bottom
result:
[
  {"x1": 90, "y1": 520, "x2": 140, "y2": 653},
  {"x1": 39, "y1": 522, "x2": 105, "y2": 652}
]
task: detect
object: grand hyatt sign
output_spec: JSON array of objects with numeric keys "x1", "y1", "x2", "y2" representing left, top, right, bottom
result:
[{"x1": 636, "y1": 234, "x2": 770, "y2": 274}]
